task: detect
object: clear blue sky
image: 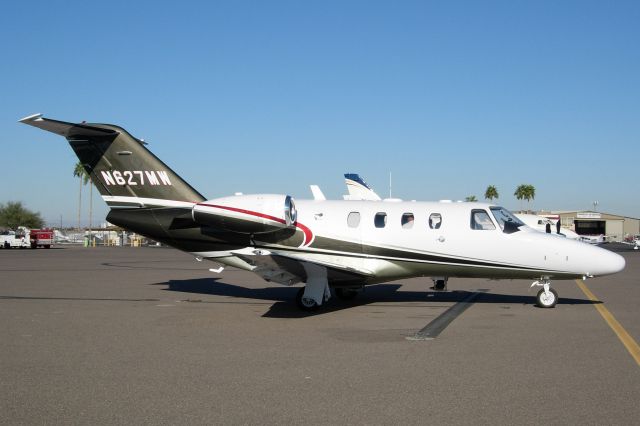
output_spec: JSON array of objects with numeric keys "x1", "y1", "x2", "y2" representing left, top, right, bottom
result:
[{"x1": 2, "y1": 0, "x2": 639, "y2": 226}]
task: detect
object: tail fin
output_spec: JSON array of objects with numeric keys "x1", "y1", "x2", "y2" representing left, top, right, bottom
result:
[
  {"x1": 343, "y1": 173, "x2": 381, "y2": 201},
  {"x1": 20, "y1": 114, "x2": 205, "y2": 208}
]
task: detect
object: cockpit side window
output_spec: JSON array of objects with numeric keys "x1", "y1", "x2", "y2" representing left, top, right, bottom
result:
[
  {"x1": 490, "y1": 207, "x2": 525, "y2": 234},
  {"x1": 429, "y1": 213, "x2": 442, "y2": 229},
  {"x1": 471, "y1": 210, "x2": 496, "y2": 230}
]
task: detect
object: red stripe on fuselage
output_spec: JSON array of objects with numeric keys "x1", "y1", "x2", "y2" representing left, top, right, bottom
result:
[
  {"x1": 293, "y1": 222, "x2": 314, "y2": 247},
  {"x1": 197, "y1": 203, "x2": 314, "y2": 247}
]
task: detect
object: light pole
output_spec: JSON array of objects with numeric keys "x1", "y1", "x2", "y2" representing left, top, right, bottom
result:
[{"x1": 592, "y1": 201, "x2": 599, "y2": 212}]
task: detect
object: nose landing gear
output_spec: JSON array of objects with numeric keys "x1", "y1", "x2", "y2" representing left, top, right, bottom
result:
[{"x1": 531, "y1": 279, "x2": 558, "y2": 308}]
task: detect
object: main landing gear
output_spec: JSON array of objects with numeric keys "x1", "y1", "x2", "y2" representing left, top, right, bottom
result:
[
  {"x1": 296, "y1": 286, "x2": 361, "y2": 311},
  {"x1": 296, "y1": 287, "x2": 320, "y2": 311},
  {"x1": 296, "y1": 263, "x2": 331, "y2": 312},
  {"x1": 531, "y1": 279, "x2": 558, "y2": 308},
  {"x1": 430, "y1": 277, "x2": 448, "y2": 291}
]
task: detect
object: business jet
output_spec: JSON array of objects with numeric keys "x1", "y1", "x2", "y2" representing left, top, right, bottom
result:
[{"x1": 20, "y1": 114, "x2": 625, "y2": 311}]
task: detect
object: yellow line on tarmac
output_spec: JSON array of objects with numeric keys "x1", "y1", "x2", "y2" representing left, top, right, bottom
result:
[{"x1": 576, "y1": 279, "x2": 640, "y2": 367}]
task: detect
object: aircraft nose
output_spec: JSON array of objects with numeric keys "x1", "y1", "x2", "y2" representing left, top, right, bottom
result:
[{"x1": 590, "y1": 248, "x2": 626, "y2": 277}]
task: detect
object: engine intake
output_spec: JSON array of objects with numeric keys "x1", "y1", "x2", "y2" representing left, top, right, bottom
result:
[{"x1": 192, "y1": 194, "x2": 297, "y2": 234}]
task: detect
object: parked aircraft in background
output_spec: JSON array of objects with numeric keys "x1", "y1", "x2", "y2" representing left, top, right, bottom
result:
[
  {"x1": 21, "y1": 114, "x2": 626, "y2": 311},
  {"x1": 343, "y1": 174, "x2": 381, "y2": 201},
  {"x1": 621, "y1": 235, "x2": 640, "y2": 250},
  {"x1": 578, "y1": 234, "x2": 607, "y2": 245},
  {"x1": 514, "y1": 214, "x2": 580, "y2": 239}
]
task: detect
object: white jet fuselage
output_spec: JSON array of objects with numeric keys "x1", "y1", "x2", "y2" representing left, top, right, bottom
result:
[{"x1": 206, "y1": 199, "x2": 625, "y2": 283}]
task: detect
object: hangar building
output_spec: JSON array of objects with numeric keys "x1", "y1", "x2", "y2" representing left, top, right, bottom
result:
[{"x1": 549, "y1": 211, "x2": 640, "y2": 242}]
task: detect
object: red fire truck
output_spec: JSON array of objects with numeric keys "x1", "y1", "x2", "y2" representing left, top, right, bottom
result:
[{"x1": 29, "y1": 229, "x2": 54, "y2": 249}]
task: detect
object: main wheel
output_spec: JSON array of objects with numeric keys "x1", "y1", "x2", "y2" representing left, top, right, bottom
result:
[
  {"x1": 536, "y1": 288, "x2": 558, "y2": 308},
  {"x1": 296, "y1": 287, "x2": 319, "y2": 311},
  {"x1": 430, "y1": 280, "x2": 447, "y2": 291},
  {"x1": 335, "y1": 288, "x2": 358, "y2": 300}
]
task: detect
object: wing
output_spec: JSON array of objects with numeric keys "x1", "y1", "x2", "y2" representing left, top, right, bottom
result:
[{"x1": 233, "y1": 249, "x2": 374, "y2": 286}]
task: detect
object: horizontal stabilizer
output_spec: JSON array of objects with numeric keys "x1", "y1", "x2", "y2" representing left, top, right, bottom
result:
[{"x1": 19, "y1": 113, "x2": 118, "y2": 138}]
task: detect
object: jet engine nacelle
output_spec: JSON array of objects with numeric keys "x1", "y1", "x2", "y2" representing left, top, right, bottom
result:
[{"x1": 192, "y1": 194, "x2": 297, "y2": 234}]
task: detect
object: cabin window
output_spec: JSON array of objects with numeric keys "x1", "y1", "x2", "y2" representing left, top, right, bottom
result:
[
  {"x1": 401, "y1": 213, "x2": 415, "y2": 229},
  {"x1": 429, "y1": 213, "x2": 442, "y2": 229},
  {"x1": 471, "y1": 209, "x2": 496, "y2": 230},
  {"x1": 347, "y1": 212, "x2": 361, "y2": 228},
  {"x1": 374, "y1": 212, "x2": 387, "y2": 228}
]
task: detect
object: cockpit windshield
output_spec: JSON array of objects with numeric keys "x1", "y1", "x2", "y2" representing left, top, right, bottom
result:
[{"x1": 490, "y1": 207, "x2": 525, "y2": 234}]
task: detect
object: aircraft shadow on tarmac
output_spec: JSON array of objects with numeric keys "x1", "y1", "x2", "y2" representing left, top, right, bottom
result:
[{"x1": 157, "y1": 278, "x2": 600, "y2": 318}]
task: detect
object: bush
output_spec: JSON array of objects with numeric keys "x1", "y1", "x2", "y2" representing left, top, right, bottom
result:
[{"x1": 0, "y1": 201, "x2": 44, "y2": 229}]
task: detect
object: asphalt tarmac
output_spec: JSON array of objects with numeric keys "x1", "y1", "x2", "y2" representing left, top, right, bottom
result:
[{"x1": 1, "y1": 244, "x2": 639, "y2": 425}]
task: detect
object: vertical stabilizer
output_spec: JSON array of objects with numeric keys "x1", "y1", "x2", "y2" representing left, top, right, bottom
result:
[
  {"x1": 343, "y1": 173, "x2": 382, "y2": 201},
  {"x1": 20, "y1": 114, "x2": 205, "y2": 209}
]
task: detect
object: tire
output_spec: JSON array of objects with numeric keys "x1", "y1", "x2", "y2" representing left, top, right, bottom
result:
[
  {"x1": 536, "y1": 288, "x2": 558, "y2": 308},
  {"x1": 335, "y1": 287, "x2": 358, "y2": 300},
  {"x1": 430, "y1": 280, "x2": 447, "y2": 291},
  {"x1": 296, "y1": 287, "x2": 319, "y2": 311},
  {"x1": 45, "y1": 245, "x2": 51, "y2": 249}
]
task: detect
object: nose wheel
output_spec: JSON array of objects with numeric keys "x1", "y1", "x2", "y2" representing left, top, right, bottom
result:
[
  {"x1": 531, "y1": 279, "x2": 558, "y2": 308},
  {"x1": 536, "y1": 287, "x2": 558, "y2": 308}
]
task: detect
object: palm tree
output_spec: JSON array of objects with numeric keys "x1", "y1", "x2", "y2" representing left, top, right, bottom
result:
[
  {"x1": 465, "y1": 195, "x2": 478, "y2": 202},
  {"x1": 73, "y1": 162, "x2": 94, "y2": 242},
  {"x1": 514, "y1": 184, "x2": 526, "y2": 211},
  {"x1": 73, "y1": 162, "x2": 88, "y2": 232},
  {"x1": 484, "y1": 185, "x2": 499, "y2": 202},
  {"x1": 523, "y1": 184, "x2": 535, "y2": 208},
  {"x1": 514, "y1": 184, "x2": 535, "y2": 212}
]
